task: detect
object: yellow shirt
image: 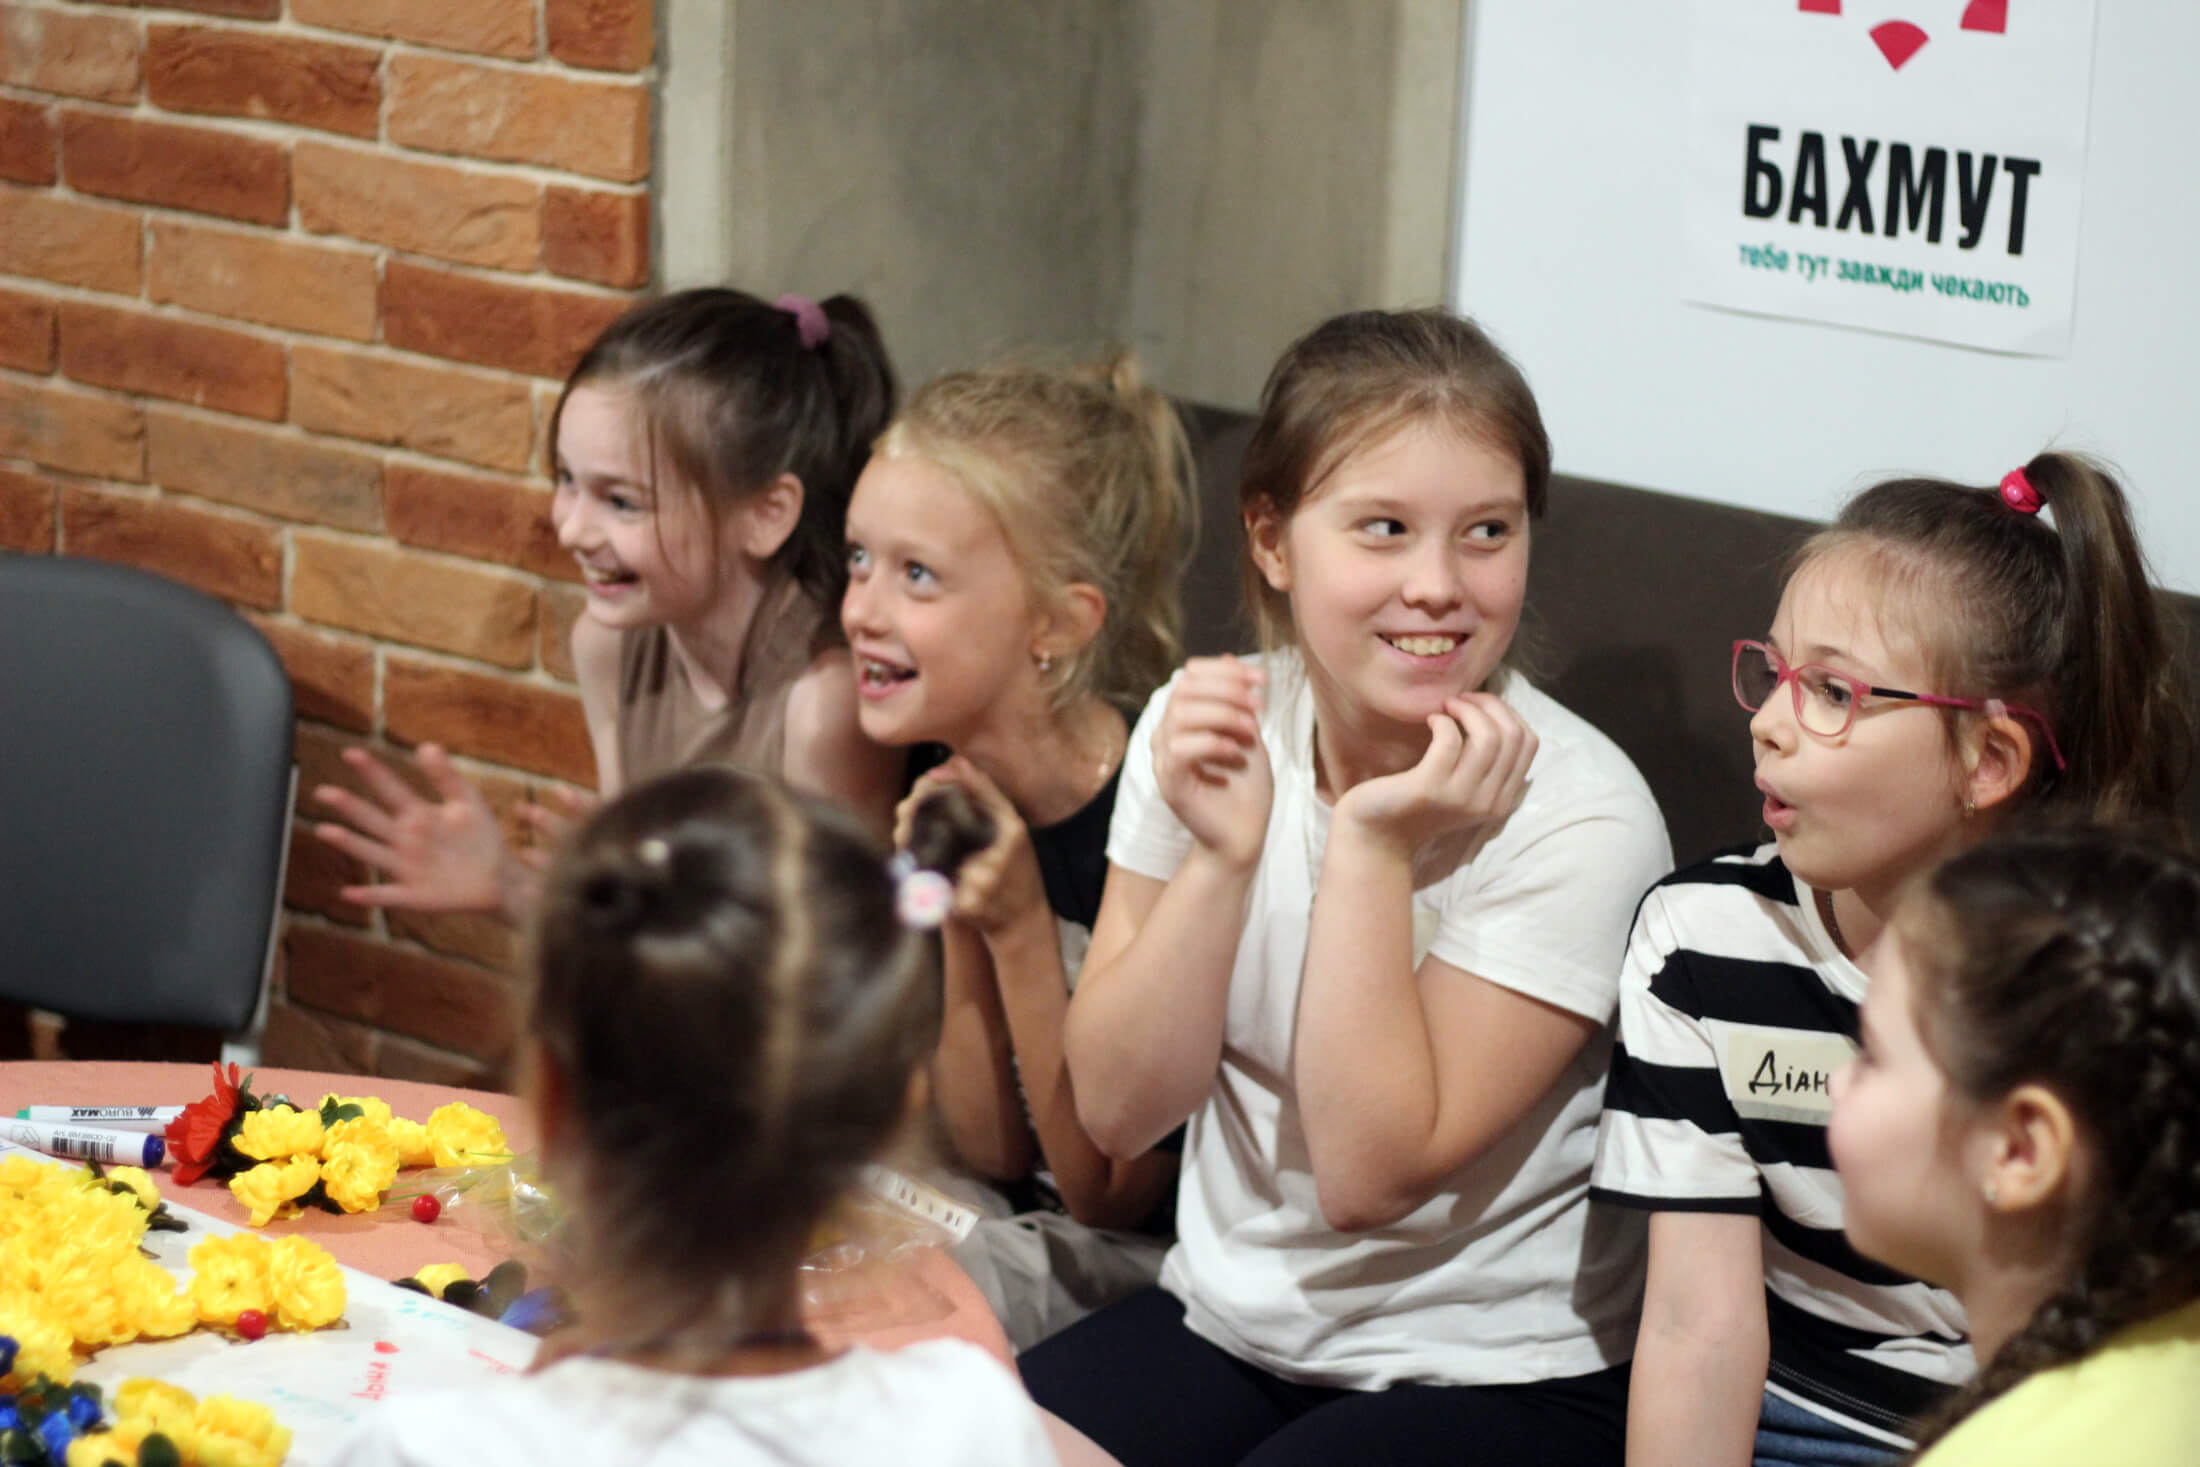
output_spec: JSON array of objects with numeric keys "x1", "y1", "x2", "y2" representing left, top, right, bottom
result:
[{"x1": 1918, "y1": 1297, "x2": 2200, "y2": 1467}]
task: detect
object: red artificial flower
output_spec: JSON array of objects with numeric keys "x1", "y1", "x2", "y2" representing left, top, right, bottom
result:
[{"x1": 165, "y1": 1060, "x2": 244, "y2": 1185}]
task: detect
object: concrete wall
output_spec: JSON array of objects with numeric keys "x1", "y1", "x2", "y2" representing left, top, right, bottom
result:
[{"x1": 661, "y1": 0, "x2": 1463, "y2": 409}]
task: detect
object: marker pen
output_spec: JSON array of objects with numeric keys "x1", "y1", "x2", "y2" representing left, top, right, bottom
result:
[
  {"x1": 0, "y1": 1118, "x2": 166, "y2": 1168},
  {"x1": 15, "y1": 1105, "x2": 183, "y2": 1133}
]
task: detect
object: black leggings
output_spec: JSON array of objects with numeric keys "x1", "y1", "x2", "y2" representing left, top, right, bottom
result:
[{"x1": 1020, "y1": 1288, "x2": 1629, "y2": 1467}]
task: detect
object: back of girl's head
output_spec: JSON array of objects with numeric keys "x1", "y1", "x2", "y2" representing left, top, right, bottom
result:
[
  {"x1": 1796, "y1": 453, "x2": 2193, "y2": 820},
  {"x1": 1902, "y1": 824, "x2": 2200, "y2": 1450},
  {"x1": 1237, "y1": 308, "x2": 1550, "y2": 651},
  {"x1": 876, "y1": 352, "x2": 1195, "y2": 712},
  {"x1": 529, "y1": 766, "x2": 975, "y2": 1342},
  {"x1": 555, "y1": 287, "x2": 898, "y2": 609}
]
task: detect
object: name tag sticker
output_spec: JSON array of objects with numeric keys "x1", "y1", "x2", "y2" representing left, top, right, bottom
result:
[{"x1": 1717, "y1": 1025, "x2": 1856, "y2": 1125}]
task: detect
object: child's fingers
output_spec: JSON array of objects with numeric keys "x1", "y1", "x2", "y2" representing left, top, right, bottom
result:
[
  {"x1": 340, "y1": 745, "x2": 422, "y2": 812},
  {"x1": 1163, "y1": 693, "x2": 1262, "y2": 749},
  {"x1": 415, "y1": 743, "x2": 482, "y2": 808},
  {"x1": 313, "y1": 787, "x2": 397, "y2": 846},
  {"x1": 1169, "y1": 731, "x2": 1254, "y2": 772},
  {"x1": 315, "y1": 820, "x2": 396, "y2": 873}
]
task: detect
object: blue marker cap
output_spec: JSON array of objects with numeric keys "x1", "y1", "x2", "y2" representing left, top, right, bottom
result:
[{"x1": 144, "y1": 1134, "x2": 165, "y2": 1168}]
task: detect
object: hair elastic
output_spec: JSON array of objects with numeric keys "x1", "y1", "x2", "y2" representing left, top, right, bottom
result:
[
  {"x1": 1999, "y1": 468, "x2": 2043, "y2": 515},
  {"x1": 774, "y1": 294, "x2": 831, "y2": 351},
  {"x1": 885, "y1": 851, "x2": 953, "y2": 931}
]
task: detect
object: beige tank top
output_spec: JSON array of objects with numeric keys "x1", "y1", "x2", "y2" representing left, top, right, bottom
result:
[{"x1": 613, "y1": 579, "x2": 836, "y2": 787}]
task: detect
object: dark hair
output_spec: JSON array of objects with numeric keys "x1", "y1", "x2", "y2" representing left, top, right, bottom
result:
[
  {"x1": 1237, "y1": 308, "x2": 1551, "y2": 651},
  {"x1": 878, "y1": 351, "x2": 1195, "y2": 712},
  {"x1": 1901, "y1": 824, "x2": 2200, "y2": 1453},
  {"x1": 1796, "y1": 453, "x2": 2192, "y2": 819},
  {"x1": 551, "y1": 287, "x2": 898, "y2": 612},
  {"x1": 529, "y1": 765, "x2": 976, "y2": 1357}
]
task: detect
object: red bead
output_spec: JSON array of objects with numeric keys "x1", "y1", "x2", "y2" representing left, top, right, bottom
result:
[
  {"x1": 412, "y1": 1194, "x2": 441, "y2": 1224},
  {"x1": 236, "y1": 1309, "x2": 268, "y2": 1341}
]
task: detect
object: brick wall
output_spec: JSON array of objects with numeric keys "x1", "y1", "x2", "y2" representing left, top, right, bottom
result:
[{"x1": 0, "y1": 0, "x2": 656, "y2": 1085}]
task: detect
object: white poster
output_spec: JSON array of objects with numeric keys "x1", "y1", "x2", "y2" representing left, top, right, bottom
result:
[{"x1": 1685, "y1": 1, "x2": 2098, "y2": 355}]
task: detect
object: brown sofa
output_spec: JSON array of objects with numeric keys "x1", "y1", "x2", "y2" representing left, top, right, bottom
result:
[{"x1": 1175, "y1": 404, "x2": 2200, "y2": 860}]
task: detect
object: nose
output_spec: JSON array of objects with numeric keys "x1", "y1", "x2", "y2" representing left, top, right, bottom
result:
[
  {"x1": 1749, "y1": 679, "x2": 1796, "y2": 753},
  {"x1": 841, "y1": 564, "x2": 883, "y2": 637},
  {"x1": 552, "y1": 486, "x2": 590, "y2": 551},
  {"x1": 1401, "y1": 540, "x2": 1466, "y2": 613}
]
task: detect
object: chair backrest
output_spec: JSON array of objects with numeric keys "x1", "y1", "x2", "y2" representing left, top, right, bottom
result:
[{"x1": 0, "y1": 555, "x2": 293, "y2": 1032}]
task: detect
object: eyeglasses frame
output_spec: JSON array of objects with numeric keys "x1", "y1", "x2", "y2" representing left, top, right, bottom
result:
[{"x1": 1730, "y1": 639, "x2": 2067, "y2": 773}]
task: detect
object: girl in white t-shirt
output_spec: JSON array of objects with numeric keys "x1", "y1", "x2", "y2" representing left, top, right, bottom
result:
[
  {"x1": 329, "y1": 767, "x2": 1055, "y2": 1467},
  {"x1": 1022, "y1": 308, "x2": 1671, "y2": 1467}
]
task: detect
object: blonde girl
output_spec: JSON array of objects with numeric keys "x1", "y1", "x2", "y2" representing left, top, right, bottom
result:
[
  {"x1": 839, "y1": 355, "x2": 1194, "y2": 1348},
  {"x1": 315, "y1": 289, "x2": 904, "y2": 918}
]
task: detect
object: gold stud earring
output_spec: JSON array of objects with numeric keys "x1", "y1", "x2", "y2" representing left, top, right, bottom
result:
[{"x1": 1034, "y1": 650, "x2": 1053, "y2": 674}]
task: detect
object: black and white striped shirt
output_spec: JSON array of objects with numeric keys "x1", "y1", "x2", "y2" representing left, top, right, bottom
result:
[{"x1": 1591, "y1": 844, "x2": 1971, "y2": 1446}]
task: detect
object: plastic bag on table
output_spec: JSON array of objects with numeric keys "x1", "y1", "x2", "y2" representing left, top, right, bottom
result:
[
  {"x1": 797, "y1": 1164, "x2": 982, "y2": 1334},
  {"x1": 388, "y1": 1150, "x2": 565, "y2": 1247}
]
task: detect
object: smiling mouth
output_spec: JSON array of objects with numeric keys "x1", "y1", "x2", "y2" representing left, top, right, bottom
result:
[
  {"x1": 578, "y1": 564, "x2": 638, "y2": 588},
  {"x1": 858, "y1": 657, "x2": 915, "y2": 689},
  {"x1": 1381, "y1": 633, "x2": 1462, "y2": 658}
]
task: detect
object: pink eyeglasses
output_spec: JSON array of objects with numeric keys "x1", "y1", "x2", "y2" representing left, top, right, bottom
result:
[{"x1": 1731, "y1": 640, "x2": 2067, "y2": 772}]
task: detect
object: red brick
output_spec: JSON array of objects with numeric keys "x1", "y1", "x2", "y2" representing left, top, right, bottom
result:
[
  {"x1": 386, "y1": 464, "x2": 572, "y2": 581},
  {"x1": 0, "y1": 4, "x2": 140, "y2": 103},
  {"x1": 292, "y1": 0, "x2": 535, "y2": 60},
  {"x1": 292, "y1": 532, "x2": 538, "y2": 667},
  {"x1": 145, "y1": 24, "x2": 380, "y2": 139},
  {"x1": 384, "y1": 656, "x2": 593, "y2": 783},
  {"x1": 387, "y1": 908, "x2": 518, "y2": 971},
  {"x1": 249, "y1": 615, "x2": 375, "y2": 733},
  {"x1": 388, "y1": 54, "x2": 648, "y2": 183},
  {"x1": 0, "y1": 285, "x2": 56, "y2": 373},
  {"x1": 262, "y1": 999, "x2": 378, "y2": 1075},
  {"x1": 0, "y1": 464, "x2": 57, "y2": 551},
  {"x1": 149, "y1": 219, "x2": 375, "y2": 341},
  {"x1": 383, "y1": 261, "x2": 626, "y2": 380},
  {"x1": 64, "y1": 110, "x2": 289, "y2": 227},
  {"x1": 538, "y1": 583, "x2": 584, "y2": 682},
  {"x1": 542, "y1": 185, "x2": 648, "y2": 289},
  {"x1": 146, "y1": 405, "x2": 381, "y2": 530},
  {"x1": 281, "y1": 822, "x2": 372, "y2": 928},
  {"x1": 0, "y1": 185, "x2": 141, "y2": 295},
  {"x1": 546, "y1": 0, "x2": 653, "y2": 72},
  {"x1": 283, "y1": 923, "x2": 519, "y2": 1061},
  {"x1": 290, "y1": 346, "x2": 536, "y2": 472},
  {"x1": 296, "y1": 141, "x2": 539, "y2": 273},
  {"x1": 373, "y1": 1032, "x2": 500, "y2": 1090},
  {"x1": 59, "y1": 301, "x2": 287, "y2": 421},
  {"x1": 0, "y1": 97, "x2": 56, "y2": 185},
  {"x1": 0, "y1": 376, "x2": 142, "y2": 480},
  {"x1": 59, "y1": 484, "x2": 281, "y2": 607}
]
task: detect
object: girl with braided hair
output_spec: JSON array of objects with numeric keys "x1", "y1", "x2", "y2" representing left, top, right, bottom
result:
[{"x1": 1830, "y1": 823, "x2": 2200, "y2": 1465}]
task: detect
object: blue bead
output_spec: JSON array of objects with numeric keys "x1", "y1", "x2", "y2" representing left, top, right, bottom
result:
[
  {"x1": 0, "y1": 1334, "x2": 16, "y2": 1376},
  {"x1": 67, "y1": 1393, "x2": 103, "y2": 1429},
  {"x1": 37, "y1": 1410, "x2": 76, "y2": 1457},
  {"x1": 0, "y1": 1404, "x2": 19, "y2": 1430}
]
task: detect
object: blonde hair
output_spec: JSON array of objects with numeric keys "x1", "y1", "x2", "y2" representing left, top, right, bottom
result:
[{"x1": 876, "y1": 352, "x2": 1195, "y2": 712}]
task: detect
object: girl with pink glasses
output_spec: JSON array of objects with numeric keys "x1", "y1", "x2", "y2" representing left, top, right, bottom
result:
[{"x1": 1592, "y1": 453, "x2": 2193, "y2": 1467}]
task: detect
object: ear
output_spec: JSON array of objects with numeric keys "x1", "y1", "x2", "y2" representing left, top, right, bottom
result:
[
  {"x1": 1034, "y1": 581, "x2": 1108, "y2": 666},
  {"x1": 1963, "y1": 706, "x2": 2035, "y2": 815},
  {"x1": 1978, "y1": 1082, "x2": 2082, "y2": 1214},
  {"x1": 734, "y1": 472, "x2": 805, "y2": 559},
  {"x1": 1245, "y1": 503, "x2": 1292, "y2": 594}
]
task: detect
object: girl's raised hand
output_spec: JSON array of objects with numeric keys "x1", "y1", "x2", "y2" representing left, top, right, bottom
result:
[
  {"x1": 895, "y1": 757, "x2": 1046, "y2": 935},
  {"x1": 313, "y1": 744, "x2": 511, "y2": 914},
  {"x1": 1337, "y1": 692, "x2": 1536, "y2": 856},
  {"x1": 1153, "y1": 656, "x2": 1273, "y2": 868}
]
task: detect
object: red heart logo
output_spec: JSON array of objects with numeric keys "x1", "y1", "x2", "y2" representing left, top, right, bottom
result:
[{"x1": 1871, "y1": 20, "x2": 1931, "y2": 69}]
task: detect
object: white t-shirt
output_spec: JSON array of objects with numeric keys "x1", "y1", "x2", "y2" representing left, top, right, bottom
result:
[
  {"x1": 326, "y1": 1340, "x2": 1058, "y2": 1467},
  {"x1": 1109, "y1": 651, "x2": 1672, "y2": 1389}
]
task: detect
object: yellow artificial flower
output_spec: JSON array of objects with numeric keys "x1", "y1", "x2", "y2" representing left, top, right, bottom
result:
[
  {"x1": 116, "y1": 1377, "x2": 202, "y2": 1432},
  {"x1": 319, "y1": 1116, "x2": 400, "y2": 1213},
  {"x1": 227, "y1": 1154, "x2": 320, "y2": 1228},
  {"x1": 320, "y1": 1093, "x2": 395, "y2": 1128},
  {"x1": 66, "y1": 1426, "x2": 151, "y2": 1467},
  {"x1": 265, "y1": 1235, "x2": 346, "y2": 1331},
  {"x1": 115, "y1": 1253, "x2": 197, "y2": 1339},
  {"x1": 234, "y1": 1104, "x2": 324, "y2": 1162},
  {"x1": 386, "y1": 1117, "x2": 435, "y2": 1168},
  {"x1": 103, "y1": 1165, "x2": 162, "y2": 1213},
  {"x1": 190, "y1": 1394, "x2": 292, "y2": 1467},
  {"x1": 187, "y1": 1233, "x2": 271, "y2": 1326},
  {"x1": 411, "y1": 1262, "x2": 472, "y2": 1299},
  {"x1": 0, "y1": 1296, "x2": 75, "y2": 1386},
  {"x1": 425, "y1": 1102, "x2": 509, "y2": 1168}
]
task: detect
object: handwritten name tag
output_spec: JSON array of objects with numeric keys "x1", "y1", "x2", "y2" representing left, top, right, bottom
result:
[{"x1": 1717, "y1": 1024, "x2": 1857, "y2": 1125}]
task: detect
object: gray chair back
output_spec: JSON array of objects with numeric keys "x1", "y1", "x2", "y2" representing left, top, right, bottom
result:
[{"x1": 0, "y1": 556, "x2": 293, "y2": 1035}]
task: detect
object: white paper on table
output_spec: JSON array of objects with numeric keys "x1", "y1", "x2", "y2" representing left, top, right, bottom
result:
[{"x1": 2, "y1": 1139, "x2": 539, "y2": 1465}]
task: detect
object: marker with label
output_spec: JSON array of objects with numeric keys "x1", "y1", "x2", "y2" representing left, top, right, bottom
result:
[
  {"x1": 0, "y1": 1118, "x2": 166, "y2": 1168},
  {"x1": 16, "y1": 1105, "x2": 183, "y2": 1134}
]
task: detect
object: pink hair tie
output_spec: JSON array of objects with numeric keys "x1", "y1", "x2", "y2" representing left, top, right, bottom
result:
[
  {"x1": 774, "y1": 294, "x2": 831, "y2": 350},
  {"x1": 1999, "y1": 468, "x2": 2043, "y2": 515}
]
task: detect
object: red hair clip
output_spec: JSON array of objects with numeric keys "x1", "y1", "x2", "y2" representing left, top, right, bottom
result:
[{"x1": 1999, "y1": 468, "x2": 2043, "y2": 515}]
